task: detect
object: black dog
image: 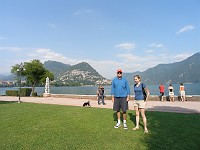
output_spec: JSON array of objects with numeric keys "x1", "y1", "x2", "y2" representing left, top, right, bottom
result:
[{"x1": 83, "y1": 101, "x2": 91, "y2": 107}]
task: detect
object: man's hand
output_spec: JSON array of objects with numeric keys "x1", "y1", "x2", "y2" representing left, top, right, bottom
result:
[
  {"x1": 127, "y1": 95, "x2": 130, "y2": 102},
  {"x1": 112, "y1": 96, "x2": 114, "y2": 102}
]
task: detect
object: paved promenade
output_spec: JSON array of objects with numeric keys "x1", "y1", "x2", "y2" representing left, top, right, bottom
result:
[{"x1": 0, "y1": 96, "x2": 200, "y2": 114}]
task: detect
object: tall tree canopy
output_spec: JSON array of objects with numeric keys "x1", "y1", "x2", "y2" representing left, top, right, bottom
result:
[{"x1": 11, "y1": 59, "x2": 54, "y2": 93}]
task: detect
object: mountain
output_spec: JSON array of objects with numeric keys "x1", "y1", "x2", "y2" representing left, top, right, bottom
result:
[
  {"x1": 124, "y1": 52, "x2": 200, "y2": 85},
  {"x1": 43, "y1": 60, "x2": 71, "y2": 77},
  {"x1": 56, "y1": 62, "x2": 108, "y2": 86},
  {"x1": 0, "y1": 74, "x2": 15, "y2": 81}
]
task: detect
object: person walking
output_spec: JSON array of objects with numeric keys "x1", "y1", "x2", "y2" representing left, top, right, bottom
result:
[
  {"x1": 97, "y1": 85, "x2": 105, "y2": 105},
  {"x1": 133, "y1": 75, "x2": 150, "y2": 133},
  {"x1": 159, "y1": 84, "x2": 165, "y2": 101},
  {"x1": 111, "y1": 69, "x2": 130, "y2": 129},
  {"x1": 168, "y1": 84, "x2": 174, "y2": 102},
  {"x1": 179, "y1": 83, "x2": 186, "y2": 102}
]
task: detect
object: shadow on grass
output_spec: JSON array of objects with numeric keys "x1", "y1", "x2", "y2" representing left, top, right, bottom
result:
[
  {"x1": 0, "y1": 101, "x2": 18, "y2": 104},
  {"x1": 147, "y1": 105, "x2": 200, "y2": 114},
  {"x1": 112, "y1": 111, "x2": 134, "y2": 123},
  {"x1": 143, "y1": 110, "x2": 200, "y2": 150}
]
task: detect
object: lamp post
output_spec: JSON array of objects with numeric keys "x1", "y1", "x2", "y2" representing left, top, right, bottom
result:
[{"x1": 17, "y1": 63, "x2": 25, "y2": 103}]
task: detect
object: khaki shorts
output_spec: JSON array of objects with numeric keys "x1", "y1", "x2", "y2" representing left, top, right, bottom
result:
[
  {"x1": 133, "y1": 100, "x2": 146, "y2": 109},
  {"x1": 169, "y1": 92, "x2": 174, "y2": 96},
  {"x1": 180, "y1": 91, "x2": 185, "y2": 96}
]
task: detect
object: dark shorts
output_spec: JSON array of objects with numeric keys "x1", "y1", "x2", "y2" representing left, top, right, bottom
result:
[
  {"x1": 160, "y1": 92, "x2": 164, "y2": 96},
  {"x1": 113, "y1": 97, "x2": 128, "y2": 112}
]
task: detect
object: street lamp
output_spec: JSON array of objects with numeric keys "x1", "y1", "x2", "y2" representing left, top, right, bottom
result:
[{"x1": 17, "y1": 63, "x2": 25, "y2": 103}]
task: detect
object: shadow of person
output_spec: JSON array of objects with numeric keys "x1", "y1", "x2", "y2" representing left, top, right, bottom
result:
[
  {"x1": 128, "y1": 112, "x2": 135, "y2": 124},
  {"x1": 113, "y1": 112, "x2": 117, "y2": 121}
]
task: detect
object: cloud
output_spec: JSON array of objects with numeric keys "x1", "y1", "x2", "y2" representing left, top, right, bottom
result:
[
  {"x1": 116, "y1": 53, "x2": 138, "y2": 62},
  {"x1": 145, "y1": 50, "x2": 154, "y2": 53},
  {"x1": 115, "y1": 43, "x2": 136, "y2": 50},
  {"x1": 176, "y1": 25, "x2": 195, "y2": 35},
  {"x1": 173, "y1": 53, "x2": 194, "y2": 61},
  {"x1": 0, "y1": 45, "x2": 197, "y2": 79},
  {"x1": 148, "y1": 43, "x2": 164, "y2": 48},
  {"x1": 28, "y1": 48, "x2": 81, "y2": 65}
]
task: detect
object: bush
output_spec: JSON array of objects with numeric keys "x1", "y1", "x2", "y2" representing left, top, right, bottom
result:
[
  {"x1": 6, "y1": 88, "x2": 32, "y2": 97},
  {"x1": 20, "y1": 88, "x2": 32, "y2": 96},
  {"x1": 6, "y1": 90, "x2": 18, "y2": 96},
  {"x1": 32, "y1": 92, "x2": 37, "y2": 97}
]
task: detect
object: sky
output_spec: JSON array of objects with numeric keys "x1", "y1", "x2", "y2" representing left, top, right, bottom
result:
[{"x1": 0, "y1": 0, "x2": 199, "y2": 79}]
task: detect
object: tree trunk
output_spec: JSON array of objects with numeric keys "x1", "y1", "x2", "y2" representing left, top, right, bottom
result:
[{"x1": 32, "y1": 82, "x2": 36, "y2": 93}]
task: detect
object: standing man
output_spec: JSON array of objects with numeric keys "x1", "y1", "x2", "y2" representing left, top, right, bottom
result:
[
  {"x1": 111, "y1": 69, "x2": 130, "y2": 129},
  {"x1": 159, "y1": 84, "x2": 165, "y2": 101},
  {"x1": 97, "y1": 85, "x2": 105, "y2": 105}
]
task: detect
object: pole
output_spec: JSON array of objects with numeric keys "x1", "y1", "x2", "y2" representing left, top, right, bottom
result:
[
  {"x1": 17, "y1": 63, "x2": 25, "y2": 103},
  {"x1": 18, "y1": 71, "x2": 21, "y2": 103}
]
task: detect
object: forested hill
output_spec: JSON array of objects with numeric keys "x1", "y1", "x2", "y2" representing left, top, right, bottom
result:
[{"x1": 123, "y1": 52, "x2": 200, "y2": 85}]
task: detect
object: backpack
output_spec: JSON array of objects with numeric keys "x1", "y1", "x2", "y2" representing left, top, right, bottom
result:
[{"x1": 134, "y1": 83, "x2": 147, "y2": 100}]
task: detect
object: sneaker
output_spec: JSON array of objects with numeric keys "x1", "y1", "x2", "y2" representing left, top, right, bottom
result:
[
  {"x1": 123, "y1": 123, "x2": 128, "y2": 129},
  {"x1": 114, "y1": 123, "x2": 121, "y2": 128}
]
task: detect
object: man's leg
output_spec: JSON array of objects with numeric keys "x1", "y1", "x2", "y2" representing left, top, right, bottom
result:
[
  {"x1": 98, "y1": 96, "x2": 100, "y2": 104},
  {"x1": 102, "y1": 95, "x2": 105, "y2": 104},
  {"x1": 123, "y1": 111, "x2": 128, "y2": 129},
  {"x1": 114, "y1": 97, "x2": 121, "y2": 128},
  {"x1": 117, "y1": 111, "x2": 121, "y2": 123},
  {"x1": 114, "y1": 111, "x2": 121, "y2": 128}
]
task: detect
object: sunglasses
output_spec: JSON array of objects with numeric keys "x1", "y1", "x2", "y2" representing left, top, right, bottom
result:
[{"x1": 117, "y1": 72, "x2": 122, "y2": 74}]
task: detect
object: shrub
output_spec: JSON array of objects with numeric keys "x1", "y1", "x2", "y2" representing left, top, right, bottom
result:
[
  {"x1": 6, "y1": 90, "x2": 18, "y2": 96},
  {"x1": 6, "y1": 88, "x2": 32, "y2": 97},
  {"x1": 20, "y1": 88, "x2": 32, "y2": 96},
  {"x1": 32, "y1": 92, "x2": 37, "y2": 97}
]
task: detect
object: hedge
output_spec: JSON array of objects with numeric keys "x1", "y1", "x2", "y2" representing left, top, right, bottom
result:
[{"x1": 6, "y1": 88, "x2": 32, "y2": 97}]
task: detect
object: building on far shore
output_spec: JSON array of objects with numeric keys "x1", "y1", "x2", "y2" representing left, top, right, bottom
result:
[
  {"x1": 96, "y1": 79, "x2": 112, "y2": 85},
  {"x1": 0, "y1": 80, "x2": 14, "y2": 87}
]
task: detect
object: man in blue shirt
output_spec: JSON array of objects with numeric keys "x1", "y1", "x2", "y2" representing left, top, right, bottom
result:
[{"x1": 111, "y1": 69, "x2": 130, "y2": 129}]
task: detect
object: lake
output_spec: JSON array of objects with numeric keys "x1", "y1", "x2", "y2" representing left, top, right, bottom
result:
[{"x1": 0, "y1": 83, "x2": 200, "y2": 96}]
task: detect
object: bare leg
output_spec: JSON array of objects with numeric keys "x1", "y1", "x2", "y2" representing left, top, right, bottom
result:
[
  {"x1": 183, "y1": 95, "x2": 185, "y2": 102},
  {"x1": 134, "y1": 107, "x2": 140, "y2": 128},
  {"x1": 117, "y1": 111, "x2": 120, "y2": 121},
  {"x1": 123, "y1": 112, "x2": 126, "y2": 121},
  {"x1": 140, "y1": 108, "x2": 148, "y2": 132}
]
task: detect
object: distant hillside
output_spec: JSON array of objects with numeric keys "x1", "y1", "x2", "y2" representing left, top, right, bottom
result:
[
  {"x1": 0, "y1": 74, "x2": 15, "y2": 81},
  {"x1": 43, "y1": 60, "x2": 71, "y2": 77},
  {"x1": 125, "y1": 52, "x2": 200, "y2": 85},
  {"x1": 57, "y1": 62, "x2": 107, "y2": 86}
]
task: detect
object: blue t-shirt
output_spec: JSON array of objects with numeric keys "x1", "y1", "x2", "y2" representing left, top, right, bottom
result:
[
  {"x1": 134, "y1": 83, "x2": 146, "y2": 100},
  {"x1": 111, "y1": 77, "x2": 130, "y2": 97}
]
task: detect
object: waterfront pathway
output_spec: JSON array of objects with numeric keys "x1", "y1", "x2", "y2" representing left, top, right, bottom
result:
[{"x1": 0, "y1": 96, "x2": 199, "y2": 114}]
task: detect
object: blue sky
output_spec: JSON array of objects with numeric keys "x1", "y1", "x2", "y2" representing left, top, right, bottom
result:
[{"x1": 0, "y1": 0, "x2": 199, "y2": 79}]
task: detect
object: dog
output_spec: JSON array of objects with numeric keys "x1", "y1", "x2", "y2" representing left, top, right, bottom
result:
[{"x1": 83, "y1": 101, "x2": 91, "y2": 107}]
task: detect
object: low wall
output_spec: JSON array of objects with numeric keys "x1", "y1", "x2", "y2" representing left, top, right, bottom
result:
[{"x1": 50, "y1": 94, "x2": 200, "y2": 101}]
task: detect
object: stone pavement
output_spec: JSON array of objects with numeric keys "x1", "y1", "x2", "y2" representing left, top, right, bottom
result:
[{"x1": 0, "y1": 96, "x2": 200, "y2": 114}]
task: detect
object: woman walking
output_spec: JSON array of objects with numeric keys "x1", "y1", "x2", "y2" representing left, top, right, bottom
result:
[
  {"x1": 133, "y1": 75, "x2": 150, "y2": 133},
  {"x1": 179, "y1": 83, "x2": 186, "y2": 102}
]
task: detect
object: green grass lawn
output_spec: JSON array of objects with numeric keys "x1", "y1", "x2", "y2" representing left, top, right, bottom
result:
[{"x1": 1, "y1": 101, "x2": 200, "y2": 150}]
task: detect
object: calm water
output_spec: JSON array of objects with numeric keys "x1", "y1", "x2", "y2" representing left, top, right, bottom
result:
[{"x1": 0, "y1": 83, "x2": 200, "y2": 96}]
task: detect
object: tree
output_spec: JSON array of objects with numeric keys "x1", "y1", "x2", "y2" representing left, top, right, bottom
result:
[{"x1": 11, "y1": 59, "x2": 54, "y2": 93}]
